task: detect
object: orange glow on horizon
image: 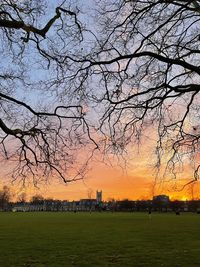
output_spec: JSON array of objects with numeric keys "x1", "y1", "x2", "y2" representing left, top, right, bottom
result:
[
  {"x1": 1, "y1": 160, "x2": 199, "y2": 202},
  {"x1": 0, "y1": 128, "x2": 199, "y2": 202}
]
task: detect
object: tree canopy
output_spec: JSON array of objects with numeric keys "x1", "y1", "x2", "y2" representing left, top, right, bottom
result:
[
  {"x1": 0, "y1": 0, "x2": 199, "y2": 186},
  {"x1": 87, "y1": 0, "x2": 200, "y2": 186},
  {"x1": 0, "y1": 0, "x2": 97, "y2": 185}
]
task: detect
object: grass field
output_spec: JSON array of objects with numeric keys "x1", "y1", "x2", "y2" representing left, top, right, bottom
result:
[{"x1": 0, "y1": 212, "x2": 200, "y2": 267}]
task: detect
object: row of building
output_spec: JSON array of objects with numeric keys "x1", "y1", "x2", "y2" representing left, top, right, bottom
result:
[
  {"x1": 9, "y1": 192, "x2": 200, "y2": 213},
  {"x1": 12, "y1": 190, "x2": 103, "y2": 212}
]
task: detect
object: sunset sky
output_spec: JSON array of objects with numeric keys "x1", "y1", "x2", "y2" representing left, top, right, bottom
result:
[
  {"x1": 36, "y1": 146, "x2": 200, "y2": 201},
  {"x1": 9, "y1": 159, "x2": 199, "y2": 202},
  {"x1": 0, "y1": 0, "x2": 199, "y2": 202},
  {"x1": 1, "y1": 134, "x2": 199, "y2": 202}
]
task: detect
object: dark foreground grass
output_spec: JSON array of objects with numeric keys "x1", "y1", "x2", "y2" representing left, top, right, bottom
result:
[{"x1": 0, "y1": 212, "x2": 200, "y2": 267}]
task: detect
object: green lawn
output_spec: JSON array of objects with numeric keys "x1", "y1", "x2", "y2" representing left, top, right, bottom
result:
[{"x1": 0, "y1": 212, "x2": 200, "y2": 267}]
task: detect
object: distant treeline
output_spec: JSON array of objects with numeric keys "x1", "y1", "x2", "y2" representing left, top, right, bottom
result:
[
  {"x1": 1, "y1": 198, "x2": 200, "y2": 213},
  {"x1": 0, "y1": 186, "x2": 200, "y2": 212}
]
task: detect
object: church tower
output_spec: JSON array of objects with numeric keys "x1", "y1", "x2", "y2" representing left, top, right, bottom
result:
[{"x1": 96, "y1": 190, "x2": 102, "y2": 203}]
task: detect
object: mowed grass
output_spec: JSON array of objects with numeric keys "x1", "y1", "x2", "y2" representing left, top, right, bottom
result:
[{"x1": 0, "y1": 212, "x2": 200, "y2": 267}]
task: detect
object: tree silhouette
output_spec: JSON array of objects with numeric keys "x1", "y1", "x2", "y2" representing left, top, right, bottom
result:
[
  {"x1": 0, "y1": 186, "x2": 11, "y2": 210},
  {"x1": 82, "y1": 0, "x2": 200, "y2": 184},
  {"x1": 0, "y1": 1, "x2": 98, "y2": 185},
  {"x1": 0, "y1": 1, "x2": 199, "y2": 185}
]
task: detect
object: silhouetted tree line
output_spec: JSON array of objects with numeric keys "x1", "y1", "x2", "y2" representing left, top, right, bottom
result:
[
  {"x1": 106, "y1": 199, "x2": 200, "y2": 213},
  {"x1": 1, "y1": 188, "x2": 200, "y2": 213}
]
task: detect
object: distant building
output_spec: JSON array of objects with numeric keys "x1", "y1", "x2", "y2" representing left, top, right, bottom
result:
[
  {"x1": 153, "y1": 195, "x2": 170, "y2": 211},
  {"x1": 153, "y1": 195, "x2": 170, "y2": 203},
  {"x1": 79, "y1": 199, "x2": 96, "y2": 211},
  {"x1": 96, "y1": 190, "x2": 102, "y2": 203}
]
